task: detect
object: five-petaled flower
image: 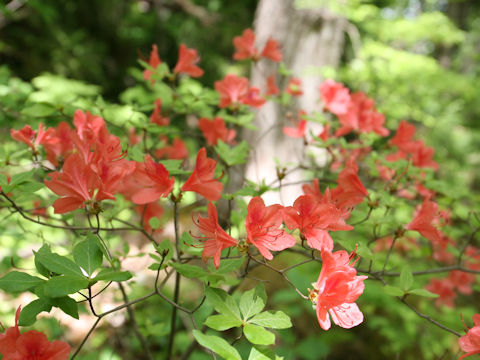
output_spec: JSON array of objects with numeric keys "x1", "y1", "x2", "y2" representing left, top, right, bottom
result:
[
  {"x1": 459, "y1": 314, "x2": 480, "y2": 359},
  {"x1": 198, "y1": 117, "x2": 236, "y2": 146},
  {"x1": 143, "y1": 44, "x2": 162, "y2": 82},
  {"x1": 173, "y1": 43, "x2": 204, "y2": 78},
  {"x1": 193, "y1": 202, "x2": 238, "y2": 268},
  {"x1": 245, "y1": 197, "x2": 296, "y2": 260},
  {"x1": 311, "y1": 249, "x2": 367, "y2": 330},
  {"x1": 0, "y1": 307, "x2": 70, "y2": 360},
  {"x1": 232, "y1": 28, "x2": 282, "y2": 62},
  {"x1": 181, "y1": 147, "x2": 223, "y2": 201}
]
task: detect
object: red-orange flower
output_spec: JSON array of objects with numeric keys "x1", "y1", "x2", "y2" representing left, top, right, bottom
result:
[
  {"x1": 150, "y1": 99, "x2": 170, "y2": 126},
  {"x1": 286, "y1": 77, "x2": 303, "y2": 96},
  {"x1": 193, "y1": 202, "x2": 237, "y2": 268},
  {"x1": 459, "y1": 314, "x2": 480, "y2": 360},
  {"x1": 406, "y1": 198, "x2": 444, "y2": 244},
  {"x1": 319, "y1": 79, "x2": 351, "y2": 116},
  {"x1": 260, "y1": 38, "x2": 282, "y2": 62},
  {"x1": 130, "y1": 155, "x2": 175, "y2": 205},
  {"x1": 283, "y1": 195, "x2": 352, "y2": 251},
  {"x1": 181, "y1": 148, "x2": 223, "y2": 201},
  {"x1": 155, "y1": 137, "x2": 189, "y2": 160},
  {"x1": 330, "y1": 160, "x2": 369, "y2": 209},
  {"x1": 283, "y1": 119, "x2": 307, "y2": 138},
  {"x1": 143, "y1": 44, "x2": 162, "y2": 82},
  {"x1": 245, "y1": 197, "x2": 296, "y2": 260},
  {"x1": 198, "y1": 117, "x2": 236, "y2": 146},
  {"x1": 0, "y1": 307, "x2": 70, "y2": 360},
  {"x1": 266, "y1": 75, "x2": 280, "y2": 96},
  {"x1": 214, "y1": 74, "x2": 265, "y2": 108},
  {"x1": 173, "y1": 43, "x2": 204, "y2": 78},
  {"x1": 44, "y1": 153, "x2": 102, "y2": 214},
  {"x1": 311, "y1": 250, "x2": 367, "y2": 330},
  {"x1": 233, "y1": 29, "x2": 257, "y2": 60}
]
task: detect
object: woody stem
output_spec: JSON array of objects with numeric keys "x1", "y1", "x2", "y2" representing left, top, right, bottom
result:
[{"x1": 167, "y1": 200, "x2": 181, "y2": 360}]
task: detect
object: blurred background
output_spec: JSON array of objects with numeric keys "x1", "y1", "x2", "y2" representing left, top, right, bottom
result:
[{"x1": 1, "y1": 0, "x2": 480, "y2": 359}]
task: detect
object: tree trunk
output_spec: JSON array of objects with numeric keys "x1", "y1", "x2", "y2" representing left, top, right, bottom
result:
[{"x1": 244, "y1": 0, "x2": 347, "y2": 205}]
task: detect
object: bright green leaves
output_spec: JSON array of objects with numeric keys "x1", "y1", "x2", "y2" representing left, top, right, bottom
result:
[
  {"x1": 205, "y1": 287, "x2": 242, "y2": 321},
  {"x1": 73, "y1": 234, "x2": 103, "y2": 276},
  {"x1": 384, "y1": 267, "x2": 438, "y2": 298},
  {"x1": 400, "y1": 266, "x2": 414, "y2": 291},
  {"x1": 239, "y1": 286, "x2": 266, "y2": 320},
  {"x1": 243, "y1": 324, "x2": 275, "y2": 345},
  {"x1": 192, "y1": 330, "x2": 242, "y2": 360},
  {"x1": 215, "y1": 140, "x2": 250, "y2": 167},
  {"x1": 43, "y1": 276, "x2": 89, "y2": 298},
  {"x1": 200, "y1": 285, "x2": 292, "y2": 358},
  {"x1": 0, "y1": 271, "x2": 45, "y2": 292},
  {"x1": 0, "y1": 234, "x2": 131, "y2": 328},
  {"x1": 204, "y1": 315, "x2": 243, "y2": 331},
  {"x1": 249, "y1": 311, "x2": 292, "y2": 329}
]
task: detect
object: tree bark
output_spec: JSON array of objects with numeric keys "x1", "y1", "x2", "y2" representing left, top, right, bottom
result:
[{"x1": 244, "y1": 0, "x2": 347, "y2": 205}]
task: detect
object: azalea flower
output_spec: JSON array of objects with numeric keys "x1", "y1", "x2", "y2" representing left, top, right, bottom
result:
[
  {"x1": 198, "y1": 117, "x2": 236, "y2": 146},
  {"x1": 283, "y1": 119, "x2": 307, "y2": 139},
  {"x1": 0, "y1": 307, "x2": 70, "y2": 360},
  {"x1": 181, "y1": 147, "x2": 223, "y2": 201},
  {"x1": 173, "y1": 43, "x2": 204, "y2": 78},
  {"x1": 260, "y1": 38, "x2": 282, "y2": 62},
  {"x1": 130, "y1": 155, "x2": 175, "y2": 205},
  {"x1": 425, "y1": 277, "x2": 456, "y2": 308},
  {"x1": 136, "y1": 202, "x2": 165, "y2": 233},
  {"x1": 245, "y1": 197, "x2": 296, "y2": 260},
  {"x1": 405, "y1": 198, "x2": 445, "y2": 244},
  {"x1": 286, "y1": 77, "x2": 303, "y2": 96},
  {"x1": 193, "y1": 202, "x2": 237, "y2": 268},
  {"x1": 335, "y1": 91, "x2": 389, "y2": 137},
  {"x1": 459, "y1": 314, "x2": 480, "y2": 360},
  {"x1": 44, "y1": 153, "x2": 103, "y2": 214},
  {"x1": 143, "y1": 44, "x2": 162, "y2": 82},
  {"x1": 283, "y1": 194, "x2": 352, "y2": 251},
  {"x1": 233, "y1": 29, "x2": 282, "y2": 62},
  {"x1": 330, "y1": 160, "x2": 369, "y2": 209},
  {"x1": 266, "y1": 75, "x2": 280, "y2": 96},
  {"x1": 155, "y1": 137, "x2": 189, "y2": 160},
  {"x1": 150, "y1": 99, "x2": 170, "y2": 126},
  {"x1": 214, "y1": 74, "x2": 265, "y2": 109},
  {"x1": 319, "y1": 79, "x2": 351, "y2": 115},
  {"x1": 311, "y1": 250, "x2": 367, "y2": 330},
  {"x1": 233, "y1": 28, "x2": 257, "y2": 60}
]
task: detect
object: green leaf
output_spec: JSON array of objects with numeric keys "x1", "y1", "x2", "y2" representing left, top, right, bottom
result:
[
  {"x1": 50, "y1": 296, "x2": 79, "y2": 319},
  {"x1": 10, "y1": 169, "x2": 35, "y2": 186},
  {"x1": 192, "y1": 330, "x2": 241, "y2": 360},
  {"x1": 170, "y1": 262, "x2": 209, "y2": 279},
  {"x1": 20, "y1": 102, "x2": 57, "y2": 117},
  {"x1": 73, "y1": 234, "x2": 103, "y2": 276},
  {"x1": 204, "y1": 314, "x2": 243, "y2": 331},
  {"x1": 250, "y1": 311, "x2": 292, "y2": 329},
  {"x1": 243, "y1": 324, "x2": 275, "y2": 345},
  {"x1": 215, "y1": 140, "x2": 250, "y2": 166},
  {"x1": 34, "y1": 245, "x2": 51, "y2": 278},
  {"x1": 248, "y1": 346, "x2": 277, "y2": 360},
  {"x1": 35, "y1": 251, "x2": 83, "y2": 276},
  {"x1": 94, "y1": 268, "x2": 132, "y2": 282},
  {"x1": 149, "y1": 217, "x2": 161, "y2": 230},
  {"x1": 215, "y1": 257, "x2": 245, "y2": 274},
  {"x1": 18, "y1": 298, "x2": 52, "y2": 326},
  {"x1": 18, "y1": 181, "x2": 44, "y2": 193},
  {"x1": 409, "y1": 288, "x2": 439, "y2": 298},
  {"x1": 383, "y1": 285, "x2": 405, "y2": 297},
  {"x1": 400, "y1": 266, "x2": 414, "y2": 291},
  {"x1": 43, "y1": 275, "x2": 89, "y2": 298},
  {"x1": 0, "y1": 271, "x2": 45, "y2": 292},
  {"x1": 205, "y1": 287, "x2": 241, "y2": 320},
  {"x1": 240, "y1": 287, "x2": 265, "y2": 321}
]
